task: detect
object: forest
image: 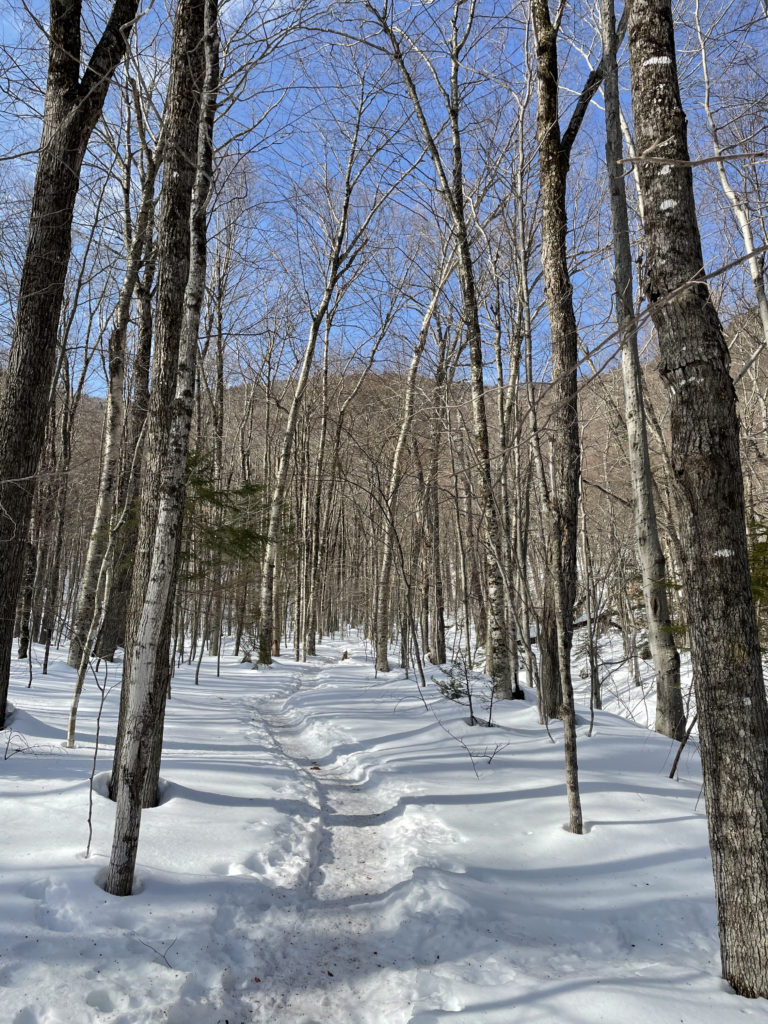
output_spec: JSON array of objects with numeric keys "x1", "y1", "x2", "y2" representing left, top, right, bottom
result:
[{"x1": 1, "y1": 0, "x2": 768, "y2": 1016}]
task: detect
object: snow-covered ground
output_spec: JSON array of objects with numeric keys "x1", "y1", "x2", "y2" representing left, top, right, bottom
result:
[{"x1": 1, "y1": 631, "x2": 764, "y2": 1023}]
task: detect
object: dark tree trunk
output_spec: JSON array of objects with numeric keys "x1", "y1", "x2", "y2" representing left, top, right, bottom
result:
[
  {"x1": 537, "y1": 584, "x2": 561, "y2": 722},
  {"x1": 16, "y1": 540, "x2": 37, "y2": 661},
  {"x1": 629, "y1": 0, "x2": 768, "y2": 997},
  {"x1": 106, "y1": 0, "x2": 217, "y2": 896},
  {"x1": 0, "y1": 0, "x2": 140, "y2": 726},
  {"x1": 110, "y1": 0, "x2": 209, "y2": 807},
  {"x1": 601, "y1": 0, "x2": 684, "y2": 741},
  {"x1": 532, "y1": 0, "x2": 583, "y2": 834}
]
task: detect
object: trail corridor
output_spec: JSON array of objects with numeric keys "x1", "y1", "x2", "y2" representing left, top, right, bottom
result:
[{"x1": 1, "y1": 635, "x2": 752, "y2": 1024}]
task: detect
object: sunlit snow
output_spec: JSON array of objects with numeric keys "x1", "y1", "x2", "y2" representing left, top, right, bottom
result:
[{"x1": 1, "y1": 633, "x2": 764, "y2": 1023}]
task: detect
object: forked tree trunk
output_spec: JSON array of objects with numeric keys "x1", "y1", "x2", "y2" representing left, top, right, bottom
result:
[{"x1": 628, "y1": 0, "x2": 768, "y2": 996}]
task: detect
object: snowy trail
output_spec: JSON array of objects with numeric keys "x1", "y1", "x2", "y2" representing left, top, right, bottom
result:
[
  {"x1": 4, "y1": 633, "x2": 768, "y2": 1024},
  {"x1": 228, "y1": 649, "x2": 442, "y2": 1024}
]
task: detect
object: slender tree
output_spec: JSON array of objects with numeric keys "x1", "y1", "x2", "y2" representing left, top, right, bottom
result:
[
  {"x1": 110, "y1": 0, "x2": 210, "y2": 808},
  {"x1": 365, "y1": 0, "x2": 516, "y2": 696},
  {"x1": 106, "y1": 0, "x2": 219, "y2": 896},
  {"x1": 68, "y1": 87, "x2": 163, "y2": 670},
  {"x1": 531, "y1": 0, "x2": 584, "y2": 833},
  {"x1": 600, "y1": 0, "x2": 685, "y2": 741}
]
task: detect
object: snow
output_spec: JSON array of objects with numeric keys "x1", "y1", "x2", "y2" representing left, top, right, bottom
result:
[{"x1": 1, "y1": 634, "x2": 765, "y2": 1023}]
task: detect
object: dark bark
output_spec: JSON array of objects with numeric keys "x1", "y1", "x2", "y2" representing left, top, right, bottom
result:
[
  {"x1": 629, "y1": 0, "x2": 768, "y2": 996},
  {"x1": 111, "y1": 0, "x2": 208, "y2": 807},
  {"x1": 601, "y1": 0, "x2": 684, "y2": 741},
  {"x1": 532, "y1": 0, "x2": 583, "y2": 834},
  {"x1": 106, "y1": 0, "x2": 217, "y2": 895},
  {"x1": 16, "y1": 541, "x2": 37, "y2": 661},
  {"x1": 0, "y1": 0, "x2": 140, "y2": 726},
  {"x1": 537, "y1": 584, "x2": 561, "y2": 721}
]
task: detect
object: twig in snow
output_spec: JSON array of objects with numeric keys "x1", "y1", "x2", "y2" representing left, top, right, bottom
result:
[
  {"x1": 86, "y1": 664, "x2": 117, "y2": 859},
  {"x1": 669, "y1": 712, "x2": 698, "y2": 780},
  {"x1": 133, "y1": 934, "x2": 179, "y2": 969}
]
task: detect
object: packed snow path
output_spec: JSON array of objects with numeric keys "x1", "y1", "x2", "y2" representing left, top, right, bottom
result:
[
  {"x1": 3, "y1": 635, "x2": 768, "y2": 1023},
  {"x1": 233, "y1": 649, "x2": 466, "y2": 1023}
]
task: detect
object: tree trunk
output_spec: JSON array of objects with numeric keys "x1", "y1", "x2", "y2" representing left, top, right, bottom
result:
[
  {"x1": 106, "y1": 0, "x2": 217, "y2": 897},
  {"x1": 532, "y1": 0, "x2": 583, "y2": 834},
  {"x1": 16, "y1": 539, "x2": 37, "y2": 661},
  {"x1": 68, "y1": 141, "x2": 160, "y2": 669},
  {"x1": 537, "y1": 584, "x2": 561, "y2": 721},
  {"x1": 375, "y1": 277, "x2": 447, "y2": 673},
  {"x1": 110, "y1": 0, "x2": 209, "y2": 807},
  {"x1": 0, "y1": 0, "x2": 140, "y2": 727},
  {"x1": 628, "y1": 0, "x2": 768, "y2": 996},
  {"x1": 601, "y1": 0, "x2": 684, "y2": 741}
]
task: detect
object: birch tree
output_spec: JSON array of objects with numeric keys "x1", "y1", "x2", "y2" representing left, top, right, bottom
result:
[
  {"x1": 68, "y1": 80, "x2": 163, "y2": 670},
  {"x1": 363, "y1": 0, "x2": 516, "y2": 696},
  {"x1": 374, "y1": 261, "x2": 452, "y2": 672},
  {"x1": 109, "y1": 0, "x2": 212, "y2": 809}
]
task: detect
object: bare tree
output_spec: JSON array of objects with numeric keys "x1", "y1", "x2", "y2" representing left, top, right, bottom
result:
[
  {"x1": 257, "y1": 60, "x2": 415, "y2": 665},
  {"x1": 68, "y1": 78, "x2": 163, "y2": 671},
  {"x1": 628, "y1": 0, "x2": 768, "y2": 997},
  {"x1": 530, "y1": 0, "x2": 584, "y2": 833},
  {"x1": 106, "y1": 0, "x2": 219, "y2": 897},
  {"x1": 600, "y1": 0, "x2": 684, "y2": 741},
  {"x1": 374, "y1": 260, "x2": 452, "y2": 672},
  {"x1": 0, "y1": 0, "x2": 141, "y2": 727},
  {"x1": 364, "y1": 0, "x2": 516, "y2": 696}
]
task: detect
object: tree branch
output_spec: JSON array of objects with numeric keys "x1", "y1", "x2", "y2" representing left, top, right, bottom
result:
[{"x1": 560, "y1": 0, "x2": 632, "y2": 162}]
